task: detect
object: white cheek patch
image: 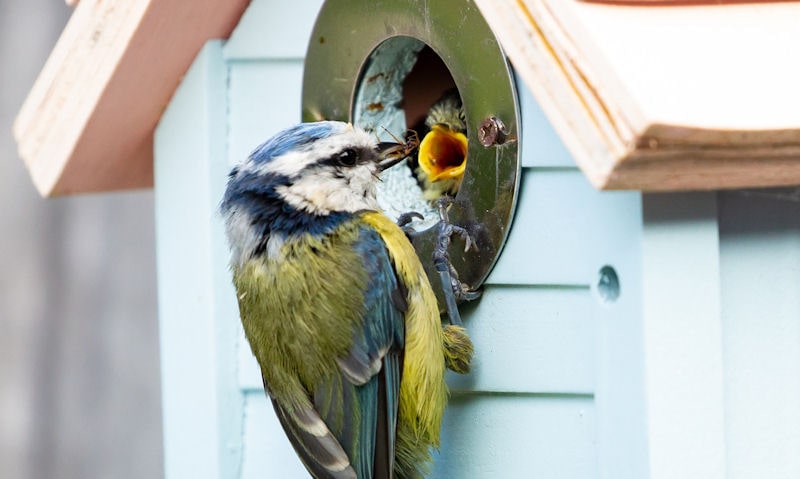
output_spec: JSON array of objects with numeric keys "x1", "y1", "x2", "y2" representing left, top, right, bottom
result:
[
  {"x1": 250, "y1": 150, "x2": 315, "y2": 178},
  {"x1": 275, "y1": 164, "x2": 380, "y2": 215}
]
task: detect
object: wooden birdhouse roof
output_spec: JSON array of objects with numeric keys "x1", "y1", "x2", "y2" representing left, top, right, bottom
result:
[
  {"x1": 14, "y1": 0, "x2": 800, "y2": 196},
  {"x1": 13, "y1": 0, "x2": 251, "y2": 196},
  {"x1": 475, "y1": 0, "x2": 800, "y2": 191}
]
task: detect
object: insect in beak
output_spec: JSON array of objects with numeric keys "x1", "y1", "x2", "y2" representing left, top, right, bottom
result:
[{"x1": 376, "y1": 131, "x2": 421, "y2": 172}]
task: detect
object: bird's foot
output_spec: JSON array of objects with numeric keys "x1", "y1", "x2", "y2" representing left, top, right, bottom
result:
[{"x1": 433, "y1": 197, "x2": 481, "y2": 327}]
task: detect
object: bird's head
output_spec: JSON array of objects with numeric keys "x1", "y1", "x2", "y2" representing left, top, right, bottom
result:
[
  {"x1": 220, "y1": 121, "x2": 406, "y2": 263},
  {"x1": 221, "y1": 121, "x2": 405, "y2": 264},
  {"x1": 223, "y1": 121, "x2": 405, "y2": 217}
]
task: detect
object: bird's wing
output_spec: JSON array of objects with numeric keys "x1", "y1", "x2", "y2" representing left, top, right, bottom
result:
[{"x1": 271, "y1": 225, "x2": 406, "y2": 479}]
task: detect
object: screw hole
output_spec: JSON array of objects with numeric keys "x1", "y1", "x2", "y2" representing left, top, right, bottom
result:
[{"x1": 597, "y1": 266, "x2": 620, "y2": 303}]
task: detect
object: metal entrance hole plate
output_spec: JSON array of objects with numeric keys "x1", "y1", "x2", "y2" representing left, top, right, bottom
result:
[{"x1": 303, "y1": 0, "x2": 520, "y2": 303}]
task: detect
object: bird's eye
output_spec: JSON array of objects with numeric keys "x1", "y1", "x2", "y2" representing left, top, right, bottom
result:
[{"x1": 337, "y1": 148, "x2": 359, "y2": 166}]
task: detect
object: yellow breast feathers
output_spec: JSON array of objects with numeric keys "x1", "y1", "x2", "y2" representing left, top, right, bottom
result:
[{"x1": 360, "y1": 211, "x2": 447, "y2": 446}]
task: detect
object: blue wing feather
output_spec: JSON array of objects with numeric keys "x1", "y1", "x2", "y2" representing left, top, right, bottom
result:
[
  {"x1": 313, "y1": 225, "x2": 405, "y2": 479},
  {"x1": 256, "y1": 221, "x2": 405, "y2": 479}
]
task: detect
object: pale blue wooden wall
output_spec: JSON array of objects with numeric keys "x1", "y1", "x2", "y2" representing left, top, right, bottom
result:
[
  {"x1": 154, "y1": 1, "x2": 800, "y2": 478},
  {"x1": 636, "y1": 192, "x2": 800, "y2": 479},
  {"x1": 155, "y1": 41, "x2": 244, "y2": 479},
  {"x1": 718, "y1": 191, "x2": 800, "y2": 479}
]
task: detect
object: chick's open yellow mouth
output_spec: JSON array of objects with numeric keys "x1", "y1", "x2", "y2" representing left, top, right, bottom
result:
[{"x1": 418, "y1": 124, "x2": 468, "y2": 182}]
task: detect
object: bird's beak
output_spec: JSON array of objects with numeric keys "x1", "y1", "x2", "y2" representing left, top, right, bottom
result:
[
  {"x1": 376, "y1": 141, "x2": 411, "y2": 172},
  {"x1": 418, "y1": 124, "x2": 468, "y2": 182}
]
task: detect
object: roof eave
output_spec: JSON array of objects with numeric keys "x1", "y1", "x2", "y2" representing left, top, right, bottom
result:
[{"x1": 14, "y1": 0, "x2": 251, "y2": 196}]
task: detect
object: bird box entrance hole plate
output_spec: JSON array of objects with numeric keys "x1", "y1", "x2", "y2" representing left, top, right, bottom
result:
[{"x1": 303, "y1": 0, "x2": 520, "y2": 302}]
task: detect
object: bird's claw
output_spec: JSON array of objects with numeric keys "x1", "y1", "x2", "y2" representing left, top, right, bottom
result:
[
  {"x1": 446, "y1": 223, "x2": 473, "y2": 253},
  {"x1": 396, "y1": 211, "x2": 423, "y2": 239},
  {"x1": 397, "y1": 211, "x2": 424, "y2": 228}
]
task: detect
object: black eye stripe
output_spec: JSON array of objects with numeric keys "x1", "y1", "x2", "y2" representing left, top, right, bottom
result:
[{"x1": 316, "y1": 148, "x2": 365, "y2": 169}]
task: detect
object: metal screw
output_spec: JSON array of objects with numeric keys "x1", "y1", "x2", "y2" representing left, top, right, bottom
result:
[{"x1": 478, "y1": 116, "x2": 507, "y2": 147}]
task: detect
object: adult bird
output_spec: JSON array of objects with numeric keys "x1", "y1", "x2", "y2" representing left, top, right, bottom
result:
[{"x1": 221, "y1": 121, "x2": 471, "y2": 479}]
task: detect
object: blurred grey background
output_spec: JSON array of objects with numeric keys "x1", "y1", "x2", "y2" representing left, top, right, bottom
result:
[{"x1": 0, "y1": 1, "x2": 163, "y2": 478}]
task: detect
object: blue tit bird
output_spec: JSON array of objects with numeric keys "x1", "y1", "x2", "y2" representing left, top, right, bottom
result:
[
  {"x1": 413, "y1": 89, "x2": 468, "y2": 201},
  {"x1": 220, "y1": 121, "x2": 472, "y2": 479}
]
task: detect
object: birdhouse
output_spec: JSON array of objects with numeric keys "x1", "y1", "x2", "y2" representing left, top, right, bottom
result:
[{"x1": 14, "y1": 0, "x2": 800, "y2": 478}]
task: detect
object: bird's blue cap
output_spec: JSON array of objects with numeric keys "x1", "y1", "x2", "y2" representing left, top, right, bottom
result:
[{"x1": 248, "y1": 121, "x2": 349, "y2": 164}]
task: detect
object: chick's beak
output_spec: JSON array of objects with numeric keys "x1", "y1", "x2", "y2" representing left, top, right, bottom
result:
[
  {"x1": 418, "y1": 124, "x2": 468, "y2": 182},
  {"x1": 376, "y1": 141, "x2": 411, "y2": 172}
]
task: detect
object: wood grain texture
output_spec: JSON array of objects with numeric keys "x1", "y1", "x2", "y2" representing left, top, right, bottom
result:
[
  {"x1": 13, "y1": 0, "x2": 251, "y2": 196},
  {"x1": 475, "y1": 0, "x2": 800, "y2": 191}
]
